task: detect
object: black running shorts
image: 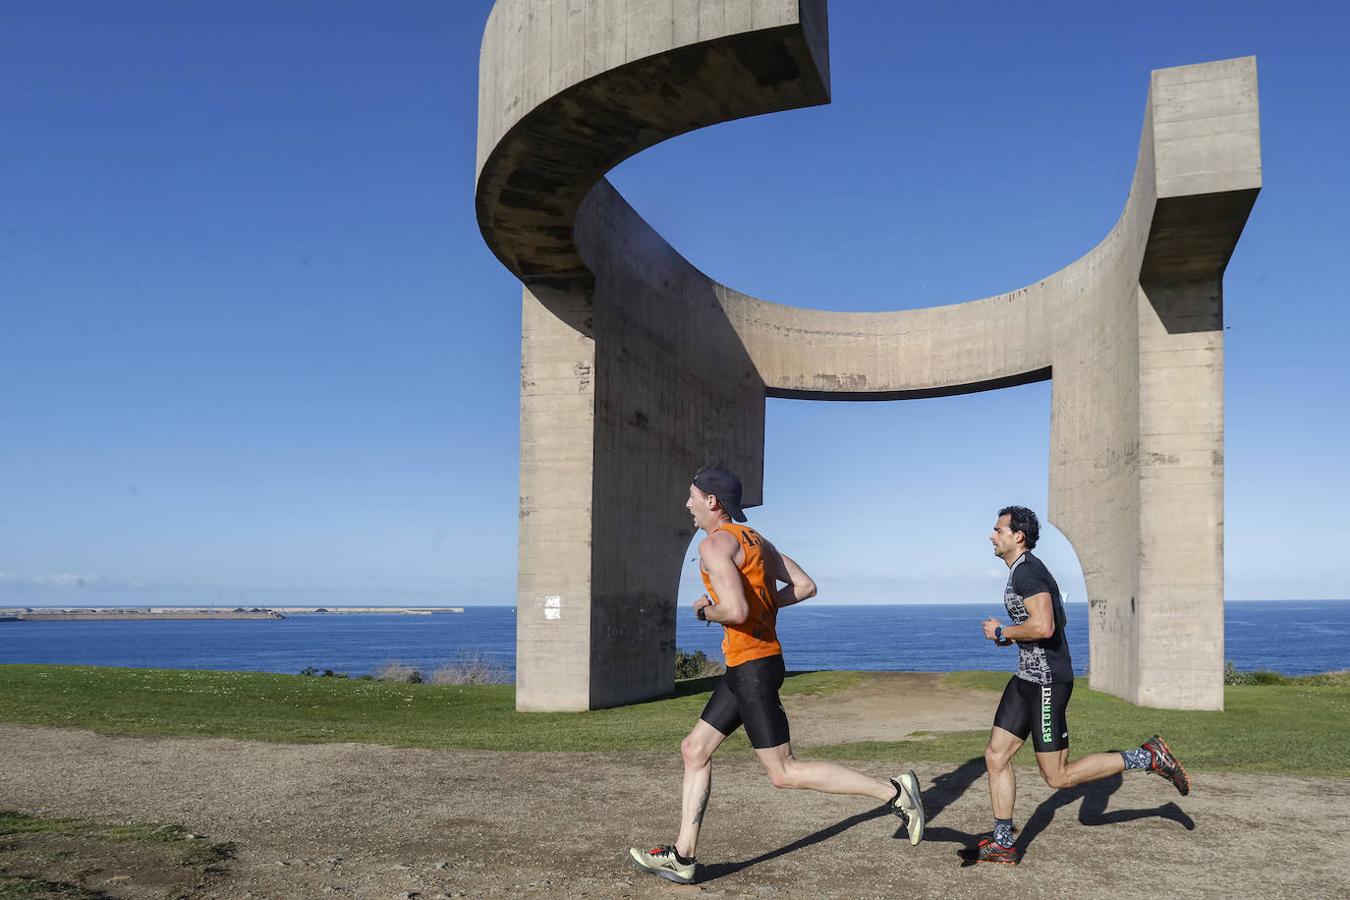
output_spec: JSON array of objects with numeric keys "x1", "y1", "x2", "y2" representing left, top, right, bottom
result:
[
  {"x1": 992, "y1": 676, "x2": 1073, "y2": 753},
  {"x1": 699, "y1": 653, "x2": 791, "y2": 749}
]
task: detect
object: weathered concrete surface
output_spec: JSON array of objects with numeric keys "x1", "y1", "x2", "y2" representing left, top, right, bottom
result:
[
  {"x1": 483, "y1": 0, "x2": 829, "y2": 712},
  {"x1": 476, "y1": 1, "x2": 1260, "y2": 711}
]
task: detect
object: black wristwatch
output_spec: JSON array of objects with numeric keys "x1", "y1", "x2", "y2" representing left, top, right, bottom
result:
[{"x1": 994, "y1": 625, "x2": 1004, "y2": 643}]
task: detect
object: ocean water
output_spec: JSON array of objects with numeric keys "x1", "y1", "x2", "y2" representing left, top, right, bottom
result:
[{"x1": 2, "y1": 601, "x2": 1346, "y2": 678}]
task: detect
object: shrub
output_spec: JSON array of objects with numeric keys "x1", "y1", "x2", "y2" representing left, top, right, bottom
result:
[
  {"x1": 1297, "y1": 669, "x2": 1350, "y2": 687},
  {"x1": 1223, "y1": 662, "x2": 1329, "y2": 686},
  {"x1": 373, "y1": 662, "x2": 424, "y2": 684},
  {"x1": 675, "y1": 648, "x2": 724, "y2": 680},
  {"x1": 299, "y1": 666, "x2": 348, "y2": 678},
  {"x1": 430, "y1": 651, "x2": 509, "y2": 685}
]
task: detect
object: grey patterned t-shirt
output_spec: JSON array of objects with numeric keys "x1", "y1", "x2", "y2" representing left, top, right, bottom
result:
[{"x1": 1003, "y1": 551, "x2": 1073, "y2": 685}]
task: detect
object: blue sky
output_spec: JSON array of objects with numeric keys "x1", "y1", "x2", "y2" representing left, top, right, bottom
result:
[{"x1": 2, "y1": 1, "x2": 1346, "y2": 607}]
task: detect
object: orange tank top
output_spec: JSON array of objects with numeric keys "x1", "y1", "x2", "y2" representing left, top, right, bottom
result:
[{"x1": 701, "y1": 522, "x2": 782, "y2": 668}]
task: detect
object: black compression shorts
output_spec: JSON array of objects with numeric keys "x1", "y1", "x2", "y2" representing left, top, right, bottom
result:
[
  {"x1": 699, "y1": 654, "x2": 790, "y2": 749},
  {"x1": 992, "y1": 676, "x2": 1073, "y2": 753}
]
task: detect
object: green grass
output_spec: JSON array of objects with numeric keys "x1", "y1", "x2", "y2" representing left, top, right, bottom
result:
[
  {"x1": 810, "y1": 670, "x2": 1350, "y2": 777},
  {"x1": 0, "y1": 809, "x2": 224, "y2": 863},
  {"x1": 0, "y1": 873, "x2": 109, "y2": 899},
  {"x1": 1, "y1": 665, "x2": 1346, "y2": 776},
  {"x1": 0, "y1": 810, "x2": 233, "y2": 899},
  {"x1": 0, "y1": 665, "x2": 858, "y2": 754},
  {"x1": 0, "y1": 811, "x2": 231, "y2": 869}
]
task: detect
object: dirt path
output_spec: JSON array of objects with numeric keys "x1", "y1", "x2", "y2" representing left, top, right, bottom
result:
[
  {"x1": 1, "y1": 674, "x2": 1345, "y2": 899},
  {"x1": 783, "y1": 672, "x2": 995, "y2": 743}
]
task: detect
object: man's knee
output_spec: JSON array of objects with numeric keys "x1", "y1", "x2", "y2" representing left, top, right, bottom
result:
[
  {"x1": 1039, "y1": 765, "x2": 1073, "y2": 790},
  {"x1": 681, "y1": 735, "x2": 712, "y2": 769},
  {"x1": 985, "y1": 743, "x2": 1014, "y2": 770},
  {"x1": 764, "y1": 762, "x2": 797, "y2": 790}
]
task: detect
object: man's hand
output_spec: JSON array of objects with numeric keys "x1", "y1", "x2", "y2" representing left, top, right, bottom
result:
[
  {"x1": 694, "y1": 594, "x2": 714, "y2": 621},
  {"x1": 983, "y1": 616, "x2": 1013, "y2": 645}
]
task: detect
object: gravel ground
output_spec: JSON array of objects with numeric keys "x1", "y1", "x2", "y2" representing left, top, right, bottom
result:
[{"x1": 2, "y1": 676, "x2": 1346, "y2": 899}]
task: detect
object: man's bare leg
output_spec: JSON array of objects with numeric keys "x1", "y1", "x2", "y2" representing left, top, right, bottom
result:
[
  {"x1": 1035, "y1": 747, "x2": 1125, "y2": 789},
  {"x1": 675, "y1": 719, "x2": 729, "y2": 858},
  {"x1": 985, "y1": 726, "x2": 1024, "y2": 820},
  {"x1": 753, "y1": 742, "x2": 895, "y2": 801}
]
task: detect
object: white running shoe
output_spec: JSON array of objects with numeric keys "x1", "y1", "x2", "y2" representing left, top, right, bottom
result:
[
  {"x1": 628, "y1": 844, "x2": 696, "y2": 884},
  {"x1": 890, "y1": 770, "x2": 925, "y2": 845}
]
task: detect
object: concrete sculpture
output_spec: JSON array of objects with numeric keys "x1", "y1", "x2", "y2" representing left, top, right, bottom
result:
[{"x1": 475, "y1": 1, "x2": 1260, "y2": 712}]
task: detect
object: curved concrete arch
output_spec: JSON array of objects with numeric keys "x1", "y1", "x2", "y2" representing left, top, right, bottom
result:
[
  {"x1": 477, "y1": 0, "x2": 1259, "y2": 711},
  {"x1": 476, "y1": 0, "x2": 830, "y2": 289}
]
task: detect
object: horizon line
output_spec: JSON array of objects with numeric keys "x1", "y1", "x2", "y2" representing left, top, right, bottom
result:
[{"x1": 5, "y1": 597, "x2": 1348, "y2": 610}]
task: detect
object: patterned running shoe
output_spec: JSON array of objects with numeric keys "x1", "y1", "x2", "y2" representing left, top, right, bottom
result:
[
  {"x1": 974, "y1": 837, "x2": 1020, "y2": 865},
  {"x1": 628, "y1": 845, "x2": 696, "y2": 884},
  {"x1": 889, "y1": 770, "x2": 925, "y2": 845},
  {"x1": 1142, "y1": 734, "x2": 1191, "y2": 796}
]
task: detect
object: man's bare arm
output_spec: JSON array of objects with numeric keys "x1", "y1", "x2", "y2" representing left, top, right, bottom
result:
[
  {"x1": 695, "y1": 532, "x2": 749, "y2": 625},
  {"x1": 981, "y1": 592, "x2": 1055, "y2": 641},
  {"x1": 771, "y1": 550, "x2": 816, "y2": 608}
]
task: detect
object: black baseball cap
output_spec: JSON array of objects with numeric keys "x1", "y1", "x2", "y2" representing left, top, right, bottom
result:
[{"x1": 692, "y1": 466, "x2": 747, "y2": 522}]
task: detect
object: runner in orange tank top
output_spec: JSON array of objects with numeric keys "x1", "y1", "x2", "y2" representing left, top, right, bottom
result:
[
  {"x1": 699, "y1": 521, "x2": 781, "y2": 667},
  {"x1": 629, "y1": 467, "x2": 926, "y2": 886}
]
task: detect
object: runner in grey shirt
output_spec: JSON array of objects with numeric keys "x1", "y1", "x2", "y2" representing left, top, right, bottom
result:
[
  {"x1": 973, "y1": 505, "x2": 1191, "y2": 866},
  {"x1": 1002, "y1": 549, "x2": 1072, "y2": 685}
]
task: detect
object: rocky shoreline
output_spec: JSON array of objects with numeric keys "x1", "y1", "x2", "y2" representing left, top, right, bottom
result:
[{"x1": 7, "y1": 609, "x2": 286, "y2": 621}]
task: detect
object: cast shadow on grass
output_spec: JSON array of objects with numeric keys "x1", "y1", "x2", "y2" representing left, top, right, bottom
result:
[
  {"x1": 955, "y1": 772, "x2": 1196, "y2": 866},
  {"x1": 671, "y1": 675, "x2": 722, "y2": 698},
  {"x1": 697, "y1": 756, "x2": 986, "y2": 883},
  {"x1": 670, "y1": 670, "x2": 822, "y2": 699}
]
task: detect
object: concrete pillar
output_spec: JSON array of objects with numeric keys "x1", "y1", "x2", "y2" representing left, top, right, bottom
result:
[
  {"x1": 516, "y1": 284, "x2": 595, "y2": 711},
  {"x1": 1131, "y1": 57, "x2": 1260, "y2": 709}
]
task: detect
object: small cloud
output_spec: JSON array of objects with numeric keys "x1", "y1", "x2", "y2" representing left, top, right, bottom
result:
[{"x1": 0, "y1": 573, "x2": 99, "y2": 593}]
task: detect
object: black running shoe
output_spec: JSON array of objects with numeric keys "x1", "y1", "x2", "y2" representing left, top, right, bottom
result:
[
  {"x1": 1142, "y1": 734, "x2": 1190, "y2": 796},
  {"x1": 974, "y1": 838, "x2": 1019, "y2": 865}
]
